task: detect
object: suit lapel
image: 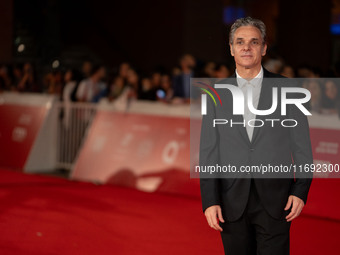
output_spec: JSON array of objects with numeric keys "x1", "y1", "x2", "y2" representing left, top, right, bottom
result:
[
  {"x1": 228, "y1": 74, "x2": 252, "y2": 145},
  {"x1": 250, "y1": 68, "x2": 274, "y2": 144},
  {"x1": 250, "y1": 77, "x2": 272, "y2": 144}
]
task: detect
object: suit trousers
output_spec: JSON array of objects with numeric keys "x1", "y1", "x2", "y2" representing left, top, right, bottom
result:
[{"x1": 220, "y1": 179, "x2": 291, "y2": 255}]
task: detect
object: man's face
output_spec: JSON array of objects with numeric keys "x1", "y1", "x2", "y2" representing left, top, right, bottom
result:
[{"x1": 230, "y1": 26, "x2": 267, "y2": 70}]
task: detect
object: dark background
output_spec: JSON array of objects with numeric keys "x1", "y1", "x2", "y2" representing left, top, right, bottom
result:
[{"x1": 0, "y1": 0, "x2": 337, "y2": 74}]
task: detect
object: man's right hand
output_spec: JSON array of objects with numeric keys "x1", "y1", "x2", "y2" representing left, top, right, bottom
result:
[{"x1": 204, "y1": 205, "x2": 225, "y2": 231}]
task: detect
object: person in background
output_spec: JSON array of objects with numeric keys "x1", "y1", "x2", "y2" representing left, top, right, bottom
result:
[
  {"x1": 61, "y1": 69, "x2": 83, "y2": 129},
  {"x1": 172, "y1": 54, "x2": 196, "y2": 99},
  {"x1": 280, "y1": 65, "x2": 295, "y2": 78},
  {"x1": 203, "y1": 61, "x2": 216, "y2": 77},
  {"x1": 297, "y1": 65, "x2": 321, "y2": 78},
  {"x1": 81, "y1": 60, "x2": 93, "y2": 79},
  {"x1": 306, "y1": 79, "x2": 323, "y2": 113},
  {"x1": 172, "y1": 66, "x2": 181, "y2": 76},
  {"x1": 156, "y1": 74, "x2": 173, "y2": 102},
  {"x1": 17, "y1": 62, "x2": 40, "y2": 92},
  {"x1": 125, "y1": 68, "x2": 140, "y2": 100},
  {"x1": 263, "y1": 58, "x2": 284, "y2": 73},
  {"x1": 118, "y1": 62, "x2": 131, "y2": 84},
  {"x1": 139, "y1": 77, "x2": 156, "y2": 101},
  {"x1": 76, "y1": 65, "x2": 107, "y2": 103},
  {"x1": 11, "y1": 64, "x2": 23, "y2": 90},
  {"x1": 214, "y1": 63, "x2": 230, "y2": 78},
  {"x1": 44, "y1": 70, "x2": 63, "y2": 95},
  {"x1": 0, "y1": 65, "x2": 11, "y2": 90},
  {"x1": 150, "y1": 71, "x2": 162, "y2": 90},
  {"x1": 322, "y1": 79, "x2": 340, "y2": 114},
  {"x1": 62, "y1": 69, "x2": 83, "y2": 102},
  {"x1": 108, "y1": 76, "x2": 125, "y2": 102}
]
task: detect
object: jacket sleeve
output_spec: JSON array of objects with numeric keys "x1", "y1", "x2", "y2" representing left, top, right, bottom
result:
[
  {"x1": 287, "y1": 83, "x2": 313, "y2": 204},
  {"x1": 199, "y1": 92, "x2": 221, "y2": 212}
]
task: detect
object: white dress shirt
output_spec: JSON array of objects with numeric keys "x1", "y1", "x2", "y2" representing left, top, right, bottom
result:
[{"x1": 236, "y1": 67, "x2": 264, "y2": 141}]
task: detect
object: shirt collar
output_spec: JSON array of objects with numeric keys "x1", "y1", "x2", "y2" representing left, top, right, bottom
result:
[{"x1": 236, "y1": 66, "x2": 263, "y2": 88}]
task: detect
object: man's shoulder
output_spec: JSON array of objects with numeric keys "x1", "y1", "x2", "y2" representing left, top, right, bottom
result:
[
  {"x1": 262, "y1": 68, "x2": 302, "y2": 88},
  {"x1": 216, "y1": 67, "x2": 289, "y2": 84},
  {"x1": 263, "y1": 68, "x2": 285, "y2": 78}
]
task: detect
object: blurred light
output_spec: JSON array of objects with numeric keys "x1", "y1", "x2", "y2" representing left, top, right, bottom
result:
[
  {"x1": 330, "y1": 24, "x2": 340, "y2": 35},
  {"x1": 17, "y1": 44, "x2": 25, "y2": 52},
  {"x1": 223, "y1": 6, "x2": 245, "y2": 25},
  {"x1": 52, "y1": 60, "x2": 60, "y2": 69}
]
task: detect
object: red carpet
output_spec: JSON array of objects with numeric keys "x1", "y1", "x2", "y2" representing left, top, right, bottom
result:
[{"x1": 0, "y1": 169, "x2": 339, "y2": 255}]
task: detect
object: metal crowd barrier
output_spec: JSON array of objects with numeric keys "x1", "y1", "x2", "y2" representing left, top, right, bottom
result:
[{"x1": 56, "y1": 102, "x2": 97, "y2": 170}]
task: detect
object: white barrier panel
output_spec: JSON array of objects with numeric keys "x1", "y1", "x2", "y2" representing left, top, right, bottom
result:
[
  {"x1": 0, "y1": 92, "x2": 58, "y2": 172},
  {"x1": 72, "y1": 100, "x2": 340, "y2": 191},
  {"x1": 1, "y1": 91, "x2": 338, "y2": 181},
  {"x1": 307, "y1": 112, "x2": 340, "y2": 178},
  {"x1": 71, "y1": 101, "x2": 201, "y2": 195}
]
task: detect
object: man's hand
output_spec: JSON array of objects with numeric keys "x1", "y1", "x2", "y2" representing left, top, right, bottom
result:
[
  {"x1": 284, "y1": 195, "x2": 304, "y2": 222},
  {"x1": 204, "y1": 205, "x2": 225, "y2": 231}
]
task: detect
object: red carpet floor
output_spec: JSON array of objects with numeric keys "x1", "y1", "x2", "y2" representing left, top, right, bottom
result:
[{"x1": 0, "y1": 169, "x2": 339, "y2": 255}]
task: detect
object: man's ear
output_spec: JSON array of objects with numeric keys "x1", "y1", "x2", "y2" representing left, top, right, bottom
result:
[
  {"x1": 262, "y1": 43, "x2": 267, "y2": 56},
  {"x1": 230, "y1": 44, "x2": 234, "y2": 56}
]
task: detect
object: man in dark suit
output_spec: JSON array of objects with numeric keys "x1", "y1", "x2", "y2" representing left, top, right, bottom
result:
[{"x1": 199, "y1": 17, "x2": 313, "y2": 255}]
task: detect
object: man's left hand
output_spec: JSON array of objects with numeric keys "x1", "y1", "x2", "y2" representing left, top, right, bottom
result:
[{"x1": 284, "y1": 195, "x2": 304, "y2": 222}]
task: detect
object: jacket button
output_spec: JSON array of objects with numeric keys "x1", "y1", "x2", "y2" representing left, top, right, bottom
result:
[{"x1": 250, "y1": 148, "x2": 255, "y2": 152}]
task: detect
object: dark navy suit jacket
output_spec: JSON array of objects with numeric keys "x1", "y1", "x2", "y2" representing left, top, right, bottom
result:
[{"x1": 199, "y1": 68, "x2": 313, "y2": 221}]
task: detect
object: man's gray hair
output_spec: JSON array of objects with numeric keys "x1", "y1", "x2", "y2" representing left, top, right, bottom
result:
[{"x1": 229, "y1": 17, "x2": 266, "y2": 45}]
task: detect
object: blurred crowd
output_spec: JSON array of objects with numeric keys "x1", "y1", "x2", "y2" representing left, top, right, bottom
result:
[{"x1": 0, "y1": 54, "x2": 340, "y2": 115}]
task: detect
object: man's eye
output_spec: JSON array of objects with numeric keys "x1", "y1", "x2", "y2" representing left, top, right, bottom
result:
[
  {"x1": 236, "y1": 41, "x2": 243, "y2": 45},
  {"x1": 252, "y1": 41, "x2": 259, "y2": 45}
]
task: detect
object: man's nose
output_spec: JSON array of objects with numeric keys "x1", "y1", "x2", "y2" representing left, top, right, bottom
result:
[{"x1": 243, "y1": 43, "x2": 250, "y2": 50}]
